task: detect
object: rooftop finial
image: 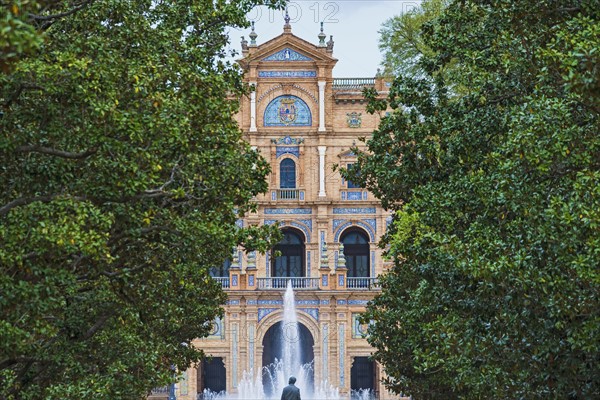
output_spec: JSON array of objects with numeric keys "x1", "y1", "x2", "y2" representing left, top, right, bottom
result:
[
  {"x1": 284, "y1": 8, "x2": 290, "y2": 25},
  {"x1": 318, "y1": 21, "x2": 326, "y2": 46},
  {"x1": 326, "y1": 35, "x2": 334, "y2": 52},
  {"x1": 249, "y1": 21, "x2": 257, "y2": 46},
  {"x1": 240, "y1": 36, "x2": 248, "y2": 52},
  {"x1": 283, "y1": 7, "x2": 291, "y2": 32}
]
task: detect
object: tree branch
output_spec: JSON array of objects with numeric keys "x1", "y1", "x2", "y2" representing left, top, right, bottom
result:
[
  {"x1": 16, "y1": 145, "x2": 97, "y2": 160},
  {"x1": 29, "y1": 0, "x2": 95, "y2": 22}
]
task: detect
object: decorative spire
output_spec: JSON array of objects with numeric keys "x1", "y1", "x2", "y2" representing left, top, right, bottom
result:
[
  {"x1": 318, "y1": 22, "x2": 326, "y2": 46},
  {"x1": 240, "y1": 36, "x2": 248, "y2": 52},
  {"x1": 231, "y1": 247, "x2": 240, "y2": 269},
  {"x1": 284, "y1": 8, "x2": 290, "y2": 25},
  {"x1": 249, "y1": 21, "x2": 257, "y2": 46},
  {"x1": 246, "y1": 250, "x2": 256, "y2": 270},
  {"x1": 283, "y1": 8, "x2": 291, "y2": 32},
  {"x1": 338, "y1": 242, "x2": 346, "y2": 269},
  {"x1": 326, "y1": 35, "x2": 334, "y2": 52},
  {"x1": 320, "y1": 241, "x2": 329, "y2": 268}
]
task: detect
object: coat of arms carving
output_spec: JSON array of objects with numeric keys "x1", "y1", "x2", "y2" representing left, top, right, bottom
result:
[
  {"x1": 279, "y1": 98, "x2": 297, "y2": 125},
  {"x1": 346, "y1": 112, "x2": 362, "y2": 128}
]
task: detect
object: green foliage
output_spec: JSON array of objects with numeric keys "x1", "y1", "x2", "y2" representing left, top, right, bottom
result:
[
  {"x1": 0, "y1": 0, "x2": 283, "y2": 398},
  {"x1": 378, "y1": 0, "x2": 447, "y2": 79},
  {"x1": 354, "y1": 1, "x2": 600, "y2": 398}
]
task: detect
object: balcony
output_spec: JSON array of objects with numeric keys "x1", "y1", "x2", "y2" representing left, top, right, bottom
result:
[
  {"x1": 346, "y1": 277, "x2": 379, "y2": 290},
  {"x1": 257, "y1": 277, "x2": 319, "y2": 290},
  {"x1": 213, "y1": 277, "x2": 230, "y2": 288},
  {"x1": 271, "y1": 189, "x2": 304, "y2": 201}
]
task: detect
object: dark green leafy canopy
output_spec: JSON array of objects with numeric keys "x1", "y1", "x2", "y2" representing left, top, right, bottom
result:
[
  {"x1": 0, "y1": 1, "x2": 282, "y2": 399},
  {"x1": 351, "y1": 1, "x2": 600, "y2": 398}
]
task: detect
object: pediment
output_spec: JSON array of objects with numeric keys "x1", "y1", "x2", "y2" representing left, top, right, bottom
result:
[{"x1": 241, "y1": 32, "x2": 337, "y2": 65}]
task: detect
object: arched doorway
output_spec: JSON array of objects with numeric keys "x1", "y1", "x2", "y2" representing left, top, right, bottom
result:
[{"x1": 261, "y1": 321, "x2": 314, "y2": 397}]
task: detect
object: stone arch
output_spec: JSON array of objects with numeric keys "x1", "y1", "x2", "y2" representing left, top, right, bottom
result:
[
  {"x1": 334, "y1": 221, "x2": 375, "y2": 243},
  {"x1": 256, "y1": 309, "x2": 319, "y2": 347}
]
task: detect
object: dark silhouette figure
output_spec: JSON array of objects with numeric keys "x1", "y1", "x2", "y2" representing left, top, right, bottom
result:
[{"x1": 281, "y1": 376, "x2": 301, "y2": 400}]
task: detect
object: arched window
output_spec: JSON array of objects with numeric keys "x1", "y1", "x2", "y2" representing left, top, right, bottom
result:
[
  {"x1": 341, "y1": 229, "x2": 369, "y2": 277},
  {"x1": 280, "y1": 158, "x2": 296, "y2": 189},
  {"x1": 209, "y1": 258, "x2": 231, "y2": 278},
  {"x1": 272, "y1": 229, "x2": 305, "y2": 277}
]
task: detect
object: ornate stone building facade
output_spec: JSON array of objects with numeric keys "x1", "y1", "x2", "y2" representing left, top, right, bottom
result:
[{"x1": 151, "y1": 20, "x2": 399, "y2": 400}]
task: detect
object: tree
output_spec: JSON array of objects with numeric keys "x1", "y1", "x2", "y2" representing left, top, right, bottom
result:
[
  {"x1": 350, "y1": 1, "x2": 599, "y2": 398},
  {"x1": 0, "y1": 1, "x2": 282, "y2": 398},
  {"x1": 378, "y1": 0, "x2": 447, "y2": 79}
]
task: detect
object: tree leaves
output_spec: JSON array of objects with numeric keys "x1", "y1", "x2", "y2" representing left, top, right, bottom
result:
[
  {"x1": 359, "y1": 1, "x2": 599, "y2": 398},
  {"x1": 0, "y1": 0, "x2": 284, "y2": 398}
]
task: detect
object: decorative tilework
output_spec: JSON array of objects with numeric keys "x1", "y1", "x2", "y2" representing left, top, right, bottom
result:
[
  {"x1": 333, "y1": 219, "x2": 346, "y2": 231},
  {"x1": 290, "y1": 221, "x2": 311, "y2": 243},
  {"x1": 307, "y1": 250, "x2": 311, "y2": 277},
  {"x1": 339, "y1": 323, "x2": 345, "y2": 386},
  {"x1": 362, "y1": 218, "x2": 377, "y2": 232},
  {"x1": 337, "y1": 300, "x2": 347, "y2": 305},
  {"x1": 247, "y1": 300, "x2": 257, "y2": 305},
  {"x1": 271, "y1": 135, "x2": 305, "y2": 145},
  {"x1": 231, "y1": 274, "x2": 238, "y2": 287},
  {"x1": 297, "y1": 300, "x2": 319, "y2": 305},
  {"x1": 206, "y1": 317, "x2": 224, "y2": 339},
  {"x1": 297, "y1": 219, "x2": 313, "y2": 231},
  {"x1": 259, "y1": 70, "x2": 317, "y2": 78},
  {"x1": 371, "y1": 251, "x2": 375, "y2": 278},
  {"x1": 298, "y1": 308, "x2": 319, "y2": 321},
  {"x1": 333, "y1": 207, "x2": 376, "y2": 214},
  {"x1": 334, "y1": 250, "x2": 339, "y2": 270},
  {"x1": 265, "y1": 251, "x2": 270, "y2": 277},
  {"x1": 258, "y1": 308, "x2": 278, "y2": 322},
  {"x1": 322, "y1": 274, "x2": 328, "y2": 287},
  {"x1": 232, "y1": 324, "x2": 238, "y2": 387},
  {"x1": 346, "y1": 191, "x2": 363, "y2": 200},
  {"x1": 264, "y1": 219, "x2": 278, "y2": 225},
  {"x1": 235, "y1": 219, "x2": 243, "y2": 228},
  {"x1": 348, "y1": 300, "x2": 370, "y2": 305},
  {"x1": 258, "y1": 300, "x2": 283, "y2": 305},
  {"x1": 300, "y1": 191, "x2": 305, "y2": 201},
  {"x1": 179, "y1": 371, "x2": 189, "y2": 395},
  {"x1": 265, "y1": 208, "x2": 312, "y2": 214},
  {"x1": 333, "y1": 221, "x2": 375, "y2": 242},
  {"x1": 248, "y1": 324, "x2": 255, "y2": 371},
  {"x1": 322, "y1": 324, "x2": 329, "y2": 381},
  {"x1": 363, "y1": 191, "x2": 368, "y2": 200},
  {"x1": 248, "y1": 275, "x2": 255, "y2": 287},
  {"x1": 264, "y1": 95, "x2": 312, "y2": 127},
  {"x1": 263, "y1": 48, "x2": 313, "y2": 61},
  {"x1": 320, "y1": 299, "x2": 330, "y2": 305},
  {"x1": 227, "y1": 300, "x2": 240, "y2": 305},
  {"x1": 338, "y1": 274, "x2": 345, "y2": 287},
  {"x1": 352, "y1": 313, "x2": 369, "y2": 338},
  {"x1": 276, "y1": 146, "x2": 300, "y2": 158},
  {"x1": 271, "y1": 191, "x2": 277, "y2": 201}
]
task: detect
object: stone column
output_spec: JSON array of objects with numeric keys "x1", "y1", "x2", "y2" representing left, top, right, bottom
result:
[
  {"x1": 318, "y1": 80, "x2": 326, "y2": 132},
  {"x1": 250, "y1": 81, "x2": 257, "y2": 132},
  {"x1": 318, "y1": 146, "x2": 326, "y2": 197}
]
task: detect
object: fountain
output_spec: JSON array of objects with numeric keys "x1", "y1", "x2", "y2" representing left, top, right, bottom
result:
[{"x1": 201, "y1": 281, "x2": 341, "y2": 400}]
